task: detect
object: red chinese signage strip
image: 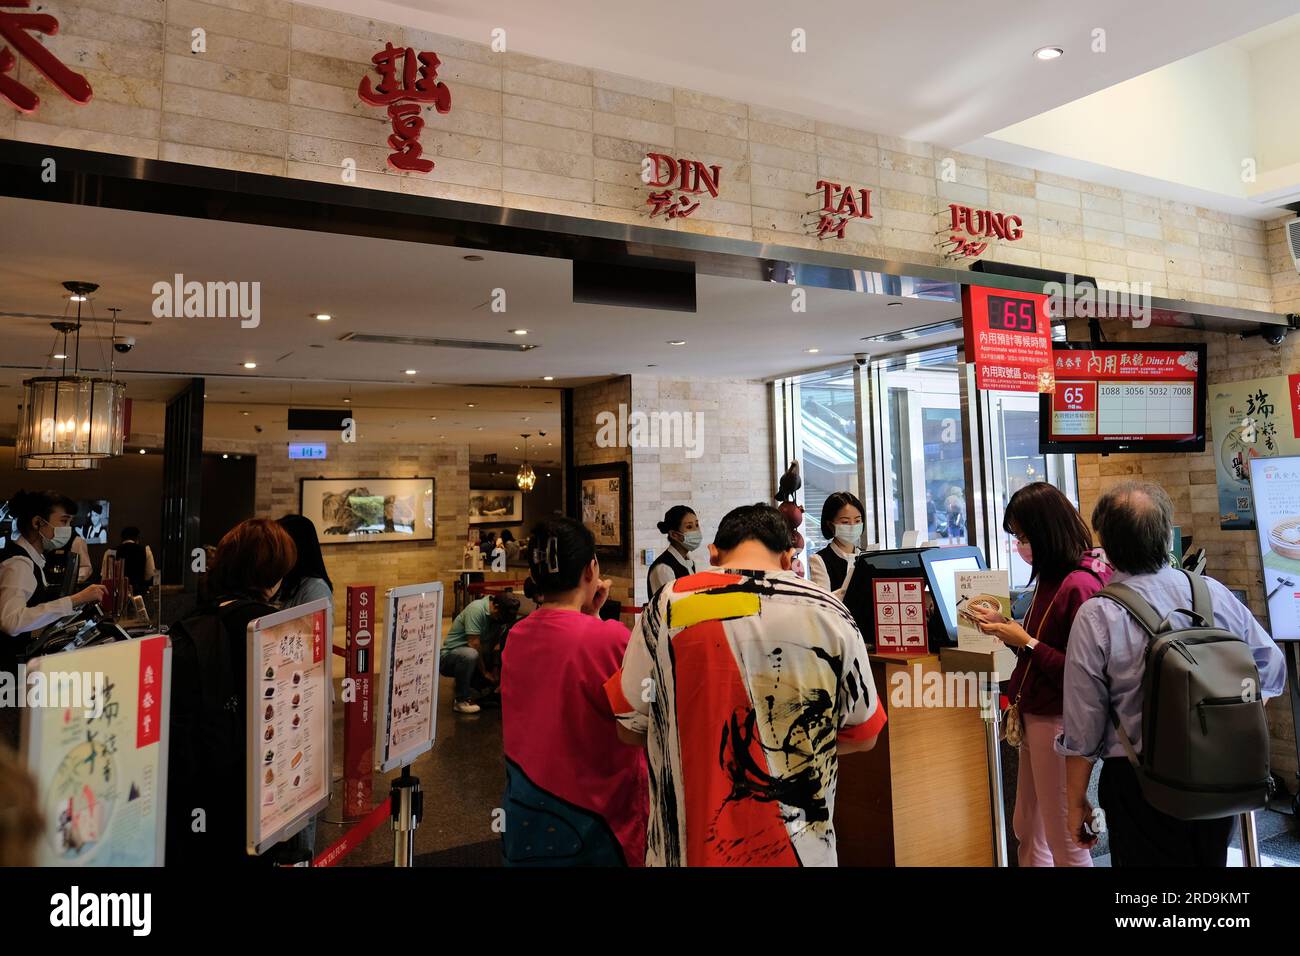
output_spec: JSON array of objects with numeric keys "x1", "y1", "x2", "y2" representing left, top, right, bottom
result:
[
  {"x1": 962, "y1": 285, "x2": 1054, "y2": 393},
  {"x1": 343, "y1": 585, "x2": 375, "y2": 819},
  {"x1": 0, "y1": 0, "x2": 92, "y2": 113},
  {"x1": 358, "y1": 42, "x2": 451, "y2": 173},
  {"x1": 136, "y1": 635, "x2": 165, "y2": 749},
  {"x1": 1289, "y1": 373, "x2": 1300, "y2": 440},
  {"x1": 1052, "y1": 349, "x2": 1198, "y2": 381},
  {"x1": 312, "y1": 796, "x2": 392, "y2": 867}
]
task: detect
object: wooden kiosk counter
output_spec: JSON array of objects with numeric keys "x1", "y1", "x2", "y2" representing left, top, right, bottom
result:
[{"x1": 834, "y1": 651, "x2": 997, "y2": 866}]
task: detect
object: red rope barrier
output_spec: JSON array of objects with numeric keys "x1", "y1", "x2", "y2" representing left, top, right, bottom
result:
[{"x1": 313, "y1": 797, "x2": 392, "y2": 867}]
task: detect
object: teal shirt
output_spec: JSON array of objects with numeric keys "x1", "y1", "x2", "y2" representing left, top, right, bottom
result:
[{"x1": 443, "y1": 597, "x2": 492, "y2": 656}]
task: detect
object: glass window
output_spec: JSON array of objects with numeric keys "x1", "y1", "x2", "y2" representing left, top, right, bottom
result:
[
  {"x1": 877, "y1": 348, "x2": 966, "y2": 547},
  {"x1": 794, "y1": 367, "x2": 860, "y2": 557}
]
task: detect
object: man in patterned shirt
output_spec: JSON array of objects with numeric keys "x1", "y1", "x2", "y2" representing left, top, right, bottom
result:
[{"x1": 605, "y1": 503, "x2": 885, "y2": 866}]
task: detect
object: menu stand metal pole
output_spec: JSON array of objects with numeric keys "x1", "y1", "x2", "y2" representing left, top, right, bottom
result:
[
  {"x1": 982, "y1": 674, "x2": 1009, "y2": 867},
  {"x1": 1239, "y1": 810, "x2": 1260, "y2": 867},
  {"x1": 391, "y1": 764, "x2": 422, "y2": 867}
]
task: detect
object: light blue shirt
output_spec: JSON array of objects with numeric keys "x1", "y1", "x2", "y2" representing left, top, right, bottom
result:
[{"x1": 1056, "y1": 566, "x2": 1286, "y2": 762}]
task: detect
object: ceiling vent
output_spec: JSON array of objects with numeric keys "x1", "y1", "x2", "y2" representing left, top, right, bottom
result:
[
  {"x1": 339, "y1": 332, "x2": 537, "y2": 352},
  {"x1": 1287, "y1": 218, "x2": 1300, "y2": 276}
]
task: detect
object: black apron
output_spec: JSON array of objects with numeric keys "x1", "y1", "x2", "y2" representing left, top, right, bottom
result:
[
  {"x1": 0, "y1": 540, "x2": 56, "y2": 747},
  {"x1": 817, "y1": 545, "x2": 850, "y2": 592}
]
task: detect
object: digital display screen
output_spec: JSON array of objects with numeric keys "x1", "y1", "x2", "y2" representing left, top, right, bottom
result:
[
  {"x1": 1039, "y1": 343, "x2": 1207, "y2": 454},
  {"x1": 986, "y1": 293, "x2": 1038, "y2": 334},
  {"x1": 288, "y1": 443, "x2": 328, "y2": 460}
]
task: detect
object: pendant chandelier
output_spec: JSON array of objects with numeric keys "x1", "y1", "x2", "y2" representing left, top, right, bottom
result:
[
  {"x1": 17, "y1": 282, "x2": 127, "y2": 470},
  {"x1": 516, "y1": 434, "x2": 536, "y2": 492}
]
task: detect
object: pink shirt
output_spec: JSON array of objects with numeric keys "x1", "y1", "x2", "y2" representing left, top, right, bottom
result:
[{"x1": 501, "y1": 608, "x2": 649, "y2": 866}]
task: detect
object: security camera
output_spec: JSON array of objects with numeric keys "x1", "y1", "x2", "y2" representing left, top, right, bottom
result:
[
  {"x1": 1263, "y1": 325, "x2": 1288, "y2": 347},
  {"x1": 112, "y1": 335, "x2": 136, "y2": 353},
  {"x1": 854, "y1": 353, "x2": 869, "y2": 367}
]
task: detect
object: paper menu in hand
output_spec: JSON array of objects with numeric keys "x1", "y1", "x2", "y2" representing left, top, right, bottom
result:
[{"x1": 954, "y1": 569, "x2": 1018, "y2": 678}]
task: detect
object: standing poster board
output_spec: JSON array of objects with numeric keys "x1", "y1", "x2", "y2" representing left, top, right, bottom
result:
[
  {"x1": 246, "y1": 598, "x2": 332, "y2": 855},
  {"x1": 1209, "y1": 374, "x2": 1300, "y2": 529},
  {"x1": 953, "y1": 569, "x2": 1017, "y2": 678},
  {"x1": 1248, "y1": 455, "x2": 1300, "y2": 642},
  {"x1": 375, "y1": 581, "x2": 444, "y2": 773},
  {"x1": 21, "y1": 635, "x2": 171, "y2": 866}
]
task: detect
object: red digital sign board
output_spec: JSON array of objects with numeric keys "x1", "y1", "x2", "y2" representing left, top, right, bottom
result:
[
  {"x1": 1040, "y1": 343, "x2": 1207, "y2": 453},
  {"x1": 961, "y1": 285, "x2": 1054, "y2": 394}
]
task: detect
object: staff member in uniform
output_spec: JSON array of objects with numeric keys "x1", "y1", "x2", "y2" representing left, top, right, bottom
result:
[
  {"x1": 808, "y1": 491, "x2": 866, "y2": 597},
  {"x1": 0, "y1": 490, "x2": 106, "y2": 744},
  {"x1": 646, "y1": 505, "x2": 699, "y2": 598}
]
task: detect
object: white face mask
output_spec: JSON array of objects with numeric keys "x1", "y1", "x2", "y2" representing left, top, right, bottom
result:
[
  {"x1": 42, "y1": 522, "x2": 72, "y2": 551},
  {"x1": 679, "y1": 531, "x2": 702, "y2": 551},
  {"x1": 833, "y1": 523, "x2": 863, "y2": 547}
]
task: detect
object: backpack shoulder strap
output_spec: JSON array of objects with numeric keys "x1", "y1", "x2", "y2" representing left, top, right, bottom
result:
[
  {"x1": 1181, "y1": 568, "x2": 1214, "y2": 625},
  {"x1": 1096, "y1": 581, "x2": 1164, "y2": 637}
]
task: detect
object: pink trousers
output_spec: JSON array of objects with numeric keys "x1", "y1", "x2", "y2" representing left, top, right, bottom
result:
[{"x1": 1014, "y1": 712, "x2": 1093, "y2": 867}]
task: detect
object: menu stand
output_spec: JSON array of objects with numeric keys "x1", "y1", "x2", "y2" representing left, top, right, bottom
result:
[{"x1": 391, "y1": 765, "x2": 422, "y2": 867}]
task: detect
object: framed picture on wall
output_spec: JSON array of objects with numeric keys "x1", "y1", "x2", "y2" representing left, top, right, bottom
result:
[
  {"x1": 299, "y1": 477, "x2": 435, "y2": 545},
  {"x1": 468, "y1": 489, "x2": 523, "y2": 526},
  {"x1": 573, "y1": 462, "x2": 629, "y2": 560}
]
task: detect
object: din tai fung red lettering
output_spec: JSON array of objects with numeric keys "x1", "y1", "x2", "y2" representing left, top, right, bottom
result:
[
  {"x1": 644, "y1": 152, "x2": 722, "y2": 219},
  {"x1": 0, "y1": 0, "x2": 92, "y2": 114},
  {"x1": 813, "y1": 179, "x2": 873, "y2": 239},
  {"x1": 943, "y1": 203, "x2": 1024, "y2": 259},
  {"x1": 358, "y1": 42, "x2": 452, "y2": 174}
]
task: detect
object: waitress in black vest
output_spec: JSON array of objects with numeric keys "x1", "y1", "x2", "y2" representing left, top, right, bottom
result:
[
  {"x1": 808, "y1": 491, "x2": 866, "y2": 597},
  {"x1": 646, "y1": 505, "x2": 700, "y2": 598},
  {"x1": 0, "y1": 490, "x2": 106, "y2": 743}
]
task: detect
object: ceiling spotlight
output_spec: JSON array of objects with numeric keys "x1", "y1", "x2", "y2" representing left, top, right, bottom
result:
[
  {"x1": 542, "y1": 375, "x2": 554, "y2": 381},
  {"x1": 343, "y1": 398, "x2": 351, "y2": 403},
  {"x1": 138, "y1": 448, "x2": 146, "y2": 455},
  {"x1": 508, "y1": 329, "x2": 529, "y2": 336},
  {"x1": 476, "y1": 426, "x2": 484, "y2": 431},
  {"x1": 805, "y1": 348, "x2": 820, "y2": 354},
  {"x1": 667, "y1": 340, "x2": 686, "y2": 346},
  {"x1": 222, "y1": 454, "x2": 229, "y2": 459},
  {"x1": 466, "y1": 402, "x2": 477, "y2": 408},
  {"x1": 314, "y1": 313, "x2": 332, "y2": 321},
  {"x1": 69, "y1": 294, "x2": 88, "y2": 302},
  {"x1": 53, "y1": 352, "x2": 67, "y2": 360},
  {"x1": 1034, "y1": 46, "x2": 1063, "y2": 60},
  {"x1": 430, "y1": 416, "x2": 438, "y2": 421},
  {"x1": 243, "y1": 361, "x2": 257, "y2": 369},
  {"x1": 404, "y1": 369, "x2": 418, "y2": 375},
  {"x1": 241, "y1": 411, "x2": 250, "y2": 416}
]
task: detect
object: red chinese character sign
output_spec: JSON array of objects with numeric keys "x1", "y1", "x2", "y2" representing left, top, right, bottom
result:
[
  {"x1": 0, "y1": 0, "x2": 92, "y2": 113},
  {"x1": 962, "y1": 285, "x2": 1055, "y2": 394},
  {"x1": 358, "y1": 42, "x2": 451, "y2": 173},
  {"x1": 643, "y1": 153, "x2": 721, "y2": 220},
  {"x1": 811, "y1": 179, "x2": 873, "y2": 239},
  {"x1": 941, "y1": 203, "x2": 1024, "y2": 259}
]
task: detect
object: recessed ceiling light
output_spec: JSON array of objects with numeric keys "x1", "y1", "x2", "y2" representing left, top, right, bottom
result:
[
  {"x1": 476, "y1": 426, "x2": 484, "y2": 431},
  {"x1": 667, "y1": 340, "x2": 686, "y2": 346},
  {"x1": 242, "y1": 361, "x2": 257, "y2": 369},
  {"x1": 509, "y1": 329, "x2": 529, "y2": 336},
  {"x1": 887, "y1": 301, "x2": 903, "y2": 308},
  {"x1": 430, "y1": 416, "x2": 438, "y2": 421},
  {"x1": 466, "y1": 402, "x2": 476, "y2": 408},
  {"x1": 314, "y1": 313, "x2": 332, "y2": 321},
  {"x1": 138, "y1": 448, "x2": 146, "y2": 455},
  {"x1": 1034, "y1": 46, "x2": 1063, "y2": 60},
  {"x1": 542, "y1": 376, "x2": 554, "y2": 381},
  {"x1": 343, "y1": 398, "x2": 351, "y2": 403},
  {"x1": 53, "y1": 352, "x2": 67, "y2": 360},
  {"x1": 805, "y1": 348, "x2": 820, "y2": 354},
  {"x1": 222, "y1": 454, "x2": 229, "y2": 459},
  {"x1": 404, "y1": 369, "x2": 418, "y2": 375},
  {"x1": 463, "y1": 254, "x2": 484, "y2": 261},
  {"x1": 242, "y1": 411, "x2": 250, "y2": 416}
]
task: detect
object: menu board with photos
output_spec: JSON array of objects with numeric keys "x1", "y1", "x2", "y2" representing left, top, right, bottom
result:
[
  {"x1": 375, "y1": 581, "x2": 444, "y2": 774},
  {"x1": 954, "y1": 568, "x2": 1017, "y2": 679},
  {"x1": 1249, "y1": 455, "x2": 1300, "y2": 641},
  {"x1": 1209, "y1": 373, "x2": 1300, "y2": 530},
  {"x1": 22, "y1": 635, "x2": 170, "y2": 866},
  {"x1": 873, "y1": 577, "x2": 928, "y2": 654},
  {"x1": 247, "y1": 599, "x2": 332, "y2": 855}
]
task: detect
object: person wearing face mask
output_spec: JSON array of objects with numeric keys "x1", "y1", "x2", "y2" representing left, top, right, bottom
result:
[
  {"x1": 965, "y1": 481, "x2": 1110, "y2": 867},
  {"x1": 808, "y1": 492, "x2": 866, "y2": 597},
  {"x1": 647, "y1": 505, "x2": 700, "y2": 598},
  {"x1": 0, "y1": 490, "x2": 107, "y2": 746}
]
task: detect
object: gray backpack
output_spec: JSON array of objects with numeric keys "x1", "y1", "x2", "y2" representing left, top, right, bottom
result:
[{"x1": 1098, "y1": 570, "x2": 1272, "y2": 821}]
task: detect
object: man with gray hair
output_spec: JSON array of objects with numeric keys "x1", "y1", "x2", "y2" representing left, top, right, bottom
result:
[{"x1": 1057, "y1": 480, "x2": 1285, "y2": 865}]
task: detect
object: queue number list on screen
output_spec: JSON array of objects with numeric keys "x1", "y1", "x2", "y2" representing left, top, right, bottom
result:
[{"x1": 1040, "y1": 343, "x2": 1207, "y2": 454}]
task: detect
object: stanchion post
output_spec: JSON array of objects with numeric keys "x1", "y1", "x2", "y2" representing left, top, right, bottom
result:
[
  {"x1": 981, "y1": 673, "x2": 1009, "y2": 867},
  {"x1": 1239, "y1": 810, "x2": 1260, "y2": 867},
  {"x1": 390, "y1": 764, "x2": 422, "y2": 867}
]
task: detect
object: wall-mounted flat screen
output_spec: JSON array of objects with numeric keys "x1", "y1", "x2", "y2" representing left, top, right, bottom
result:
[{"x1": 1039, "y1": 343, "x2": 1207, "y2": 454}]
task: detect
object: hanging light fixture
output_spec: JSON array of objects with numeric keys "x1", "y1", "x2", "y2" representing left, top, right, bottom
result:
[
  {"x1": 17, "y1": 282, "x2": 127, "y2": 469},
  {"x1": 516, "y1": 434, "x2": 536, "y2": 492}
]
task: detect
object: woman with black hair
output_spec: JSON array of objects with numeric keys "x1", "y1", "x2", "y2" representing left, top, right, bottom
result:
[
  {"x1": 646, "y1": 504, "x2": 699, "y2": 598},
  {"x1": 966, "y1": 481, "x2": 1110, "y2": 867},
  {"x1": 808, "y1": 491, "x2": 866, "y2": 597},
  {"x1": 276, "y1": 514, "x2": 334, "y2": 609},
  {"x1": 0, "y1": 490, "x2": 106, "y2": 744},
  {"x1": 499, "y1": 515, "x2": 648, "y2": 866}
]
